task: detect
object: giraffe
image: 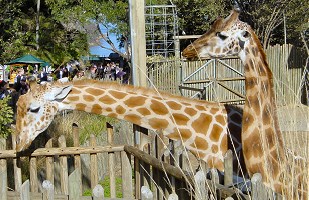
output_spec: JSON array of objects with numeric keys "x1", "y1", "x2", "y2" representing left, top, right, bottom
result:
[
  {"x1": 15, "y1": 79, "x2": 245, "y2": 174},
  {"x1": 183, "y1": 9, "x2": 308, "y2": 199}
]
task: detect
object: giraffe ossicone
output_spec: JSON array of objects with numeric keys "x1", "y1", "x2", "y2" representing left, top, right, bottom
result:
[
  {"x1": 16, "y1": 80, "x2": 244, "y2": 173},
  {"x1": 183, "y1": 9, "x2": 307, "y2": 199}
]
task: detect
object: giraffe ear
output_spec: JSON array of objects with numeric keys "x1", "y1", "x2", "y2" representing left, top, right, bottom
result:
[{"x1": 45, "y1": 85, "x2": 73, "y2": 101}]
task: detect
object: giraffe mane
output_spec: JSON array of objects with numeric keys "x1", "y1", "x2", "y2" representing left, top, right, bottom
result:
[{"x1": 53, "y1": 79, "x2": 221, "y2": 107}]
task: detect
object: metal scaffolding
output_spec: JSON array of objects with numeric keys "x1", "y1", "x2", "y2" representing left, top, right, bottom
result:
[{"x1": 145, "y1": 5, "x2": 179, "y2": 58}]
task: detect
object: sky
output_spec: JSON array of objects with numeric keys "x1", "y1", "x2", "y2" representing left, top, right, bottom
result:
[{"x1": 89, "y1": 33, "x2": 122, "y2": 57}]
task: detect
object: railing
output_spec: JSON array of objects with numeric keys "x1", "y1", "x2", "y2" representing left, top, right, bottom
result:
[{"x1": 0, "y1": 122, "x2": 283, "y2": 199}]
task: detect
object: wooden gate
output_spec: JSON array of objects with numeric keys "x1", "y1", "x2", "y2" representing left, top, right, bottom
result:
[{"x1": 179, "y1": 57, "x2": 245, "y2": 104}]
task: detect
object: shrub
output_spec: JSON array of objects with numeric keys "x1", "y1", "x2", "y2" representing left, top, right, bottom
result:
[{"x1": 0, "y1": 96, "x2": 14, "y2": 138}]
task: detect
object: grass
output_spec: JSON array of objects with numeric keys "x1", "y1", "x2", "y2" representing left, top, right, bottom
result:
[{"x1": 83, "y1": 176, "x2": 123, "y2": 198}]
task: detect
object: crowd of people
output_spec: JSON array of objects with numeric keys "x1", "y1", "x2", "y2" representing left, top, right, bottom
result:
[{"x1": 0, "y1": 61, "x2": 130, "y2": 116}]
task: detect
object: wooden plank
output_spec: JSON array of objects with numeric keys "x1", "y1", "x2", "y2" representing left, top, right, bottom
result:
[
  {"x1": 223, "y1": 150, "x2": 233, "y2": 186},
  {"x1": 12, "y1": 134, "x2": 22, "y2": 192},
  {"x1": 0, "y1": 138, "x2": 7, "y2": 200},
  {"x1": 42, "y1": 180, "x2": 54, "y2": 200},
  {"x1": 69, "y1": 170, "x2": 81, "y2": 200},
  {"x1": 72, "y1": 123, "x2": 82, "y2": 197},
  {"x1": 45, "y1": 139, "x2": 54, "y2": 185},
  {"x1": 107, "y1": 123, "x2": 116, "y2": 198},
  {"x1": 20, "y1": 180, "x2": 30, "y2": 200},
  {"x1": 92, "y1": 184, "x2": 104, "y2": 200},
  {"x1": 121, "y1": 151, "x2": 133, "y2": 198},
  {"x1": 0, "y1": 146, "x2": 124, "y2": 158},
  {"x1": 58, "y1": 135, "x2": 69, "y2": 195},
  {"x1": 29, "y1": 156, "x2": 38, "y2": 192},
  {"x1": 90, "y1": 134, "x2": 98, "y2": 189},
  {"x1": 124, "y1": 145, "x2": 192, "y2": 184}
]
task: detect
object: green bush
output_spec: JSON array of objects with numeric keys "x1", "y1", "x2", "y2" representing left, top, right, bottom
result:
[{"x1": 0, "y1": 96, "x2": 14, "y2": 138}]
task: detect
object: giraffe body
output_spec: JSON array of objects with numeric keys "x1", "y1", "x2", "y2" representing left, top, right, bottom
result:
[
  {"x1": 183, "y1": 9, "x2": 307, "y2": 199},
  {"x1": 16, "y1": 80, "x2": 243, "y2": 172}
]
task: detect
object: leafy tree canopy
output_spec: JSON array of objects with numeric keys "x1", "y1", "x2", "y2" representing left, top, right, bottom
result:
[{"x1": 0, "y1": 0, "x2": 89, "y2": 66}]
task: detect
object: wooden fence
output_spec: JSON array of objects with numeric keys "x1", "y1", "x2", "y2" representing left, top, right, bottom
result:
[
  {"x1": 147, "y1": 44, "x2": 308, "y2": 105},
  {"x1": 0, "y1": 122, "x2": 285, "y2": 200}
]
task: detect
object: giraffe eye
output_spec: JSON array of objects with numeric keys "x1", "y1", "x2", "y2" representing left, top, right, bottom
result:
[
  {"x1": 29, "y1": 107, "x2": 40, "y2": 113},
  {"x1": 216, "y1": 32, "x2": 228, "y2": 40}
]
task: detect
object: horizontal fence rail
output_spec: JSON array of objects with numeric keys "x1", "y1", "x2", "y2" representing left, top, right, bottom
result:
[{"x1": 0, "y1": 121, "x2": 286, "y2": 199}]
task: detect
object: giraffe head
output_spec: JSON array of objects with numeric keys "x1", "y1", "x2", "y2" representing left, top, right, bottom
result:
[
  {"x1": 15, "y1": 81, "x2": 72, "y2": 152},
  {"x1": 183, "y1": 10, "x2": 251, "y2": 59}
]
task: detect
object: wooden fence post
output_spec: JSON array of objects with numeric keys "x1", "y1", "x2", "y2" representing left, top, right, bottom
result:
[
  {"x1": 20, "y1": 180, "x2": 30, "y2": 200},
  {"x1": 107, "y1": 122, "x2": 116, "y2": 198},
  {"x1": 58, "y1": 135, "x2": 69, "y2": 195},
  {"x1": 92, "y1": 184, "x2": 104, "y2": 200},
  {"x1": 12, "y1": 134, "x2": 22, "y2": 192},
  {"x1": 45, "y1": 138, "x2": 54, "y2": 185},
  {"x1": 29, "y1": 156, "x2": 38, "y2": 193},
  {"x1": 42, "y1": 180, "x2": 54, "y2": 200},
  {"x1": 72, "y1": 123, "x2": 82, "y2": 196},
  {"x1": 69, "y1": 170, "x2": 81, "y2": 200},
  {"x1": 141, "y1": 185, "x2": 153, "y2": 200},
  {"x1": 121, "y1": 151, "x2": 133, "y2": 198},
  {"x1": 0, "y1": 138, "x2": 7, "y2": 200},
  {"x1": 251, "y1": 173, "x2": 273, "y2": 200},
  {"x1": 194, "y1": 170, "x2": 206, "y2": 200},
  {"x1": 224, "y1": 150, "x2": 233, "y2": 186},
  {"x1": 90, "y1": 134, "x2": 98, "y2": 189}
]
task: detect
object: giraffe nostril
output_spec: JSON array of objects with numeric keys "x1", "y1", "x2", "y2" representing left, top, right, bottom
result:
[{"x1": 16, "y1": 137, "x2": 20, "y2": 144}]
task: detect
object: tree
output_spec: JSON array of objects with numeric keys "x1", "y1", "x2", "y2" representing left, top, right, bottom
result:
[
  {"x1": 45, "y1": 0, "x2": 130, "y2": 60},
  {"x1": 233, "y1": 0, "x2": 309, "y2": 48},
  {"x1": 0, "y1": 0, "x2": 89, "y2": 66}
]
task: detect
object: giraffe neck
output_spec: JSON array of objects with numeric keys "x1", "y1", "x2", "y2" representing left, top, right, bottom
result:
[
  {"x1": 240, "y1": 36, "x2": 286, "y2": 191},
  {"x1": 59, "y1": 81, "x2": 238, "y2": 171}
]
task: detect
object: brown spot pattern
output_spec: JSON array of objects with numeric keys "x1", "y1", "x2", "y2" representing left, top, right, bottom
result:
[
  {"x1": 192, "y1": 113, "x2": 212, "y2": 134},
  {"x1": 166, "y1": 101, "x2": 182, "y2": 110},
  {"x1": 216, "y1": 115, "x2": 226, "y2": 126},
  {"x1": 137, "y1": 108, "x2": 151, "y2": 116},
  {"x1": 168, "y1": 128, "x2": 191, "y2": 140},
  {"x1": 83, "y1": 95, "x2": 95, "y2": 102},
  {"x1": 124, "y1": 96, "x2": 146, "y2": 108},
  {"x1": 150, "y1": 100, "x2": 169, "y2": 115},
  {"x1": 67, "y1": 96, "x2": 79, "y2": 102},
  {"x1": 115, "y1": 105, "x2": 126, "y2": 115},
  {"x1": 91, "y1": 104, "x2": 103, "y2": 114},
  {"x1": 192, "y1": 136, "x2": 208, "y2": 150},
  {"x1": 209, "y1": 124, "x2": 223, "y2": 142},
  {"x1": 172, "y1": 113, "x2": 189, "y2": 126},
  {"x1": 110, "y1": 90, "x2": 127, "y2": 99},
  {"x1": 99, "y1": 95, "x2": 116, "y2": 105},
  {"x1": 86, "y1": 88, "x2": 104, "y2": 96},
  {"x1": 76, "y1": 103, "x2": 87, "y2": 111},
  {"x1": 184, "y1": 107, "x2": 197, "y2": 116},
  {"x1": 124, "y1": 114, "x2": 142, "y2": 125},
  {"x1": 149, "y1": 118, "x2": 169, "y2": 130}
]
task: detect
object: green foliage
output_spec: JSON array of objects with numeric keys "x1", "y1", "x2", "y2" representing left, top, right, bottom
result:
[
  {"x1": 83, "y1": 176, "x2": 123, "y2": 197},
  {"x1": 100, "y1": 176, "x2": 123, "y2": 198},
  {"x1": 0, "y1": 97, "x2": 14, "y2": 138},
  {"x1": 0, "y1": 0, "x2": 89, "y2": 65},
  {"x1": 235, "y1": 0, "x2": 309, "y2": 48},
  {"x1": 45, "y1": 0, "x2": 129, "y2": 59}
]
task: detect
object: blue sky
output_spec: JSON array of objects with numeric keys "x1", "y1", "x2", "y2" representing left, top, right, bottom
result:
[{"x1": 89, "y1": 33, "x2": 122, "y2": 57}]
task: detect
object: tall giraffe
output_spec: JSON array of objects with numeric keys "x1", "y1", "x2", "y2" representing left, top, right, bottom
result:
[
  {"x1": 183, "y1": 9, "x2": 307, "y2": 198},
  {"x1": 15, "y1": 79, "x2": 244, "y2": 173}
]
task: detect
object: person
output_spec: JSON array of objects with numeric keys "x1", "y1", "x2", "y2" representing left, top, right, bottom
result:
[
  {"x1": 13, "y1": 68, "x2": 24, "y2": 92},
  {"x1": 37, "y1": 70, "x2": 48, "y2": 83},
  {"x1": 19, "y1": 76, "x2": 29, "y2": 95},
  {"x1": 0, "y1": 80, "x2": 10, "y2": 100}
]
